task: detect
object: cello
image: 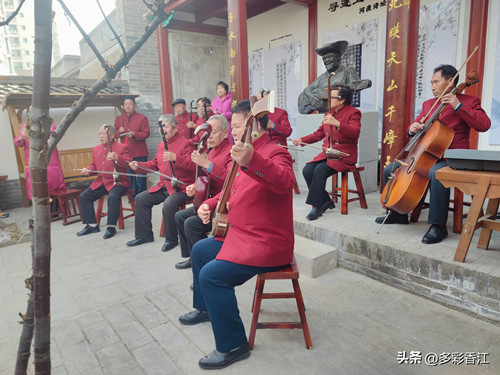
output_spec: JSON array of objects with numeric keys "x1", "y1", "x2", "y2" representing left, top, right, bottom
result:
[
  {"x1": 381, "y1": 71, "x2": 480, "y2": 215},
  {"x1": 210, "y1": 92, "x2": 275, "y2": 237}
]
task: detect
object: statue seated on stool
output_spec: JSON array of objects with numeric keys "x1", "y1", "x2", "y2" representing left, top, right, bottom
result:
[{"x1": 298, "y1": 40, "x2": 372, "y2": 114}]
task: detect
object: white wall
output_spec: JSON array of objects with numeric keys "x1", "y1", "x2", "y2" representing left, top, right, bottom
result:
[
  {"x1": 248, "y1": 0, "x2": 498, "y2": 151},
  {"x1": 0, "y1": 106, "x2": 117, "y2": 182}
]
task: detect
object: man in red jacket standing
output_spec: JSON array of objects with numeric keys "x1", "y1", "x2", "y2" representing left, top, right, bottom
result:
[
  {"x1": 257, "y1": 89, "x2": 292, "y2": 145},
  {"x1": 376, "y1": 64, "x2": 491, "y2": 244},
  {"x1": 178, "y1": 100, "x2": 295, "y2": 370},
  {"x1": 173, "y1": 98, "x2": 199, "y2": 141},
  {"x1": 77, "y1": 125, "x2": 132, "y2": 239},
  {"x1": 114, "y1": 96, "x2": 150, "y2": 197},
  {"x1": 127, "y1": 114, "x2": 196, "y2": 252}
]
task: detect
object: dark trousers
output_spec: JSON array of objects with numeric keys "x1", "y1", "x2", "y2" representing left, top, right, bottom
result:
[
  {"x1": 302, "y1": 160, "x2": 337, "y2": 207},
  {"x1": 79, "y1": 184, "x2": 127, "y2": 226},
  {"x1": 175, "y1": 207, "x2": 212, "y2": 258},
  {"x1": 129, "y1": 156, "x2": 147, "y2": 197},
  {"x1": 191, "y1": 237, "x2": 284, "y2": 352},
  {"x1": 382, "y1": 159, "x2": 450, "y2": 225},
  {"x1": 134, "y1": 187, "x2": 189, "y2": 243}
]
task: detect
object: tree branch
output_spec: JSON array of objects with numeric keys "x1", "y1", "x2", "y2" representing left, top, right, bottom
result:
[
  {"x1": 96, "y1": 0, "x2": 127, "y2": 58},
  {"x1": 47, "y1": 5, "x2": 171, "y2": 156},
  {"x1": 56, "y1": 0, "x2": 112, "y2": 74},
  {"x1": 0, "y1": 0, "x2": 26, "y2": 26}
]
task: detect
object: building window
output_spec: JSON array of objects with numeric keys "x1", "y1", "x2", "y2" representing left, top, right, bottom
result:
[
  {"x1": 19, "y1": 12, "x2": 24, "y2": 18},
  {"x1": 25, "y1": 50, "x2": 29, "y2": 56},
  {"x1": 13, "y1": 62, "x2": 23, "y2": 70},
  {"x1": 11, "y1": 49, "x2": 21, "y2": 58},
  {"x1": 21, "y1": 25, "x2": 26, "y2": 31},
  {"x1": 23, "y1": 38, "x2": 27, "y2": 43},
  {"x1": 8, "y1": 24, "x2": 17, "y2": 34},
  {"x1": 10, "y1": 37, "x2": 19, "y2": 47},
  {"x1": 26, "y1": 62, "x2": 31, "y2": 67}
]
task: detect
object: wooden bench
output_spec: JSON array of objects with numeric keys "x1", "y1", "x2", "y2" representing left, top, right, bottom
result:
[
  {"x1": 50, "y1": 148, "x2": 97, "y2": 225},
  {"x1": 58, "y1": 147, "x2": 97, "y2": 183}
]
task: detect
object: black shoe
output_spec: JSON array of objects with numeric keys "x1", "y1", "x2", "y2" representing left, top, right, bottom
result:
[
  {"x1": 320, "y1": 200, "x2": 335, "y2": 214},
  {"x1": 375, "y1": 212, "x2": 409, "y2": 224},
  {"x1": 179, "y1": 310, "x2": 210, "y2": 325},
  {"x1": 175, "y1": 258, "x2": 192, "y2": 269},
  {"x1": 103, "y1": 227, "x2": 116, "y2": 239},
  {"x1": 76, "y1": 225, "x2": 100, "y2": 236},
  {"x1": 422, "y1": 224, "x2": 448, "y2": 244},
  {"x1": 306, "y1": 206, "x2": 322, "y2": 221},
  {"x1": 198, "y1": 342, "x2": 250, "y2": 370},
  {"x1": 126, "y1": 238, "x2": 154, "y2": 247},
  {"x1": 161, "y1": 241, "x2": 177, "y2": 252}
]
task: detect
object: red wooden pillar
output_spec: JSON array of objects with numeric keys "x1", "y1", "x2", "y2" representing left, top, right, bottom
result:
[
  {"x1": 466, "y1": 0, "x2": 489, "y2": 149},
  {"x1": 380, "y1": 0, "x2": 420, "y2": 191},
  {"x1": 227, "y1": 0, "x2": 249, "y2": 105},
  {"x1": 157, "y1": 25, "x2": 173, "y2": 114},
  {"x1": 308, "y1": 1, "x2": 318, "y2": 84}
]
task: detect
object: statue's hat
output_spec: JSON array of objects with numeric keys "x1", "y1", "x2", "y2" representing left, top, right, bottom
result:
[{"x1": 315, "y1": 41, "x2": 348, "y2": 56}]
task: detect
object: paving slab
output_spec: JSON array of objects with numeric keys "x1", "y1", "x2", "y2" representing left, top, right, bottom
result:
[{"x1": 0, "y1": 204, "x2": 499, "y2": 375}]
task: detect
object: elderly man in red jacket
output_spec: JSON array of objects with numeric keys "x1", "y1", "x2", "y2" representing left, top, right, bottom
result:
[
  {"x1": 292, "y1": 85, "x2": 361, "y2": 221},
  {"x1": 127, "y1": 114, "x2": 196, "y2": 252},
  {"x1": 114, "y1": 96, "x2": 150, "y2": 197},
  {"x1": 178, "y1": 99, "x2": 295, "y2": 370},
  {"x1": 173, "y1": 98, "x2": 199, "y2": 141},
  {"x1": 257, "y1": 89, "x2": 292, "y2": 145},
  {"x1": 376, "y1": 64, "x2": 491, "y2": 244},
  {"x1": 77, "y1": 125, "x2": 132, "y2": 239},
  {"x1": 174, "y1": 114, "x2": 232, "y2": 270}
]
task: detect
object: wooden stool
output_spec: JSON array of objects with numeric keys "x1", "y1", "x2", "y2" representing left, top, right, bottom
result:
[
  {"x1": 95, "y1": 190, "x2": 135, "y2": 229},
  {"x1": 329, "y1": 166, "x2": 368, "y2": 215},
  {"x1": 159, "y1": 200, "x2": 192, "y2": 237},
  {"x1": 248, "y1": 257, "x2": 312, "y2": 350},
  {"x1": 410, "y1": 186, "x2": 477, "y2": 234},
  {"x1": 50, "y1": 189, "x2": 82, "y2": 225}
]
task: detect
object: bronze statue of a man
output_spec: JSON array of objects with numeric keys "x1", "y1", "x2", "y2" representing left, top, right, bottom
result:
[{"x1": 298, "y1": 41, "x2": 371, "y2": 114}]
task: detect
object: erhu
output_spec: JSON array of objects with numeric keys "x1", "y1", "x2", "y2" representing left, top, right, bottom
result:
[{"x1": 103, "y1": 124, "x2": 121, "y2": 185}]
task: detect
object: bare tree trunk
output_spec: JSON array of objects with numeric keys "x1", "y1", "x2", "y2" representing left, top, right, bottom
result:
[
  {"x1": 15, "y1": 221, "x2": 35, "y2": 375},
  {"x1": 30, "y1": 0, "x2": 53, "y2": 373}
]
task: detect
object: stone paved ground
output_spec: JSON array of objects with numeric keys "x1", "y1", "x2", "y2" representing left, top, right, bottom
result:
[{"x1": 0, "y1": 203, "x2": 499, "y2": 375}]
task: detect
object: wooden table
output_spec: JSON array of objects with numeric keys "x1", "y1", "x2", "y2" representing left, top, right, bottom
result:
[{"x1": 436, "y1": 167, "x2": 500, "y2": 263}]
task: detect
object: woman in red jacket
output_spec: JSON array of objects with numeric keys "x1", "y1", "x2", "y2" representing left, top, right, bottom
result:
[{"x1": 292, "y1": 85, "x2": 361, "y2": 221}]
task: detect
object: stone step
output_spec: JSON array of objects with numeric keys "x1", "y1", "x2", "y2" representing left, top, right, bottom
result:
[{"x1": 294, "y1": 234, "x2": 337, "y2": 278}]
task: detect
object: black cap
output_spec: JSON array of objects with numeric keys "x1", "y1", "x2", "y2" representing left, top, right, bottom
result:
[
  {"x1": 171, "y1": 98, "x2": 186, "y2": 106},
  {"x1": 315, "y1": 41, "x2": 348, "y2": 56}
]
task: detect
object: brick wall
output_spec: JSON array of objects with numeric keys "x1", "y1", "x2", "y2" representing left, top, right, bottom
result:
[{"x1": 0, "y1": 179, "x2": 24, "y2": 209}]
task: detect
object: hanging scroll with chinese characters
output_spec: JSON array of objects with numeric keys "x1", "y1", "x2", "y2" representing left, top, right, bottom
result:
[{"x1": 380, "y1": 0, "x2": 419, "y2": 190}]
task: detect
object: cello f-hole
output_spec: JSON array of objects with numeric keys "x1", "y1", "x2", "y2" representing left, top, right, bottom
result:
[{"x1": 406, "y1": 157, "x2": 415, "y2": 174}]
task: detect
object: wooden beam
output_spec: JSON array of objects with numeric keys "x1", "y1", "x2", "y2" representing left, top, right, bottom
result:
[
  {"x1": 194, "y1": 0, "x2": 227, "y2": 23},
  {"x1": 280, "y1": 0, "x2": 316, "y2": 6},
  {"x1": 466, "y1": 0, "x2": 489, "y2": 150},
  {"x1": 228, "y1": 0, "x2": 249, "y2": 102},
  {"x1": 308, "y1": 1, "x2": 317, "y2": 84},
  {"x1": 168, "y1": 19, "x2": 227, "y2": 36},
  {"x1": 157, "y1": 26, "x2": 173, "y2": 114},
  {"x1": 247, "y1": 0, "x2": 284, "y2": 18},
  {"x1": 163, "y1": 0, "x2": 193, "y2": 13}
]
